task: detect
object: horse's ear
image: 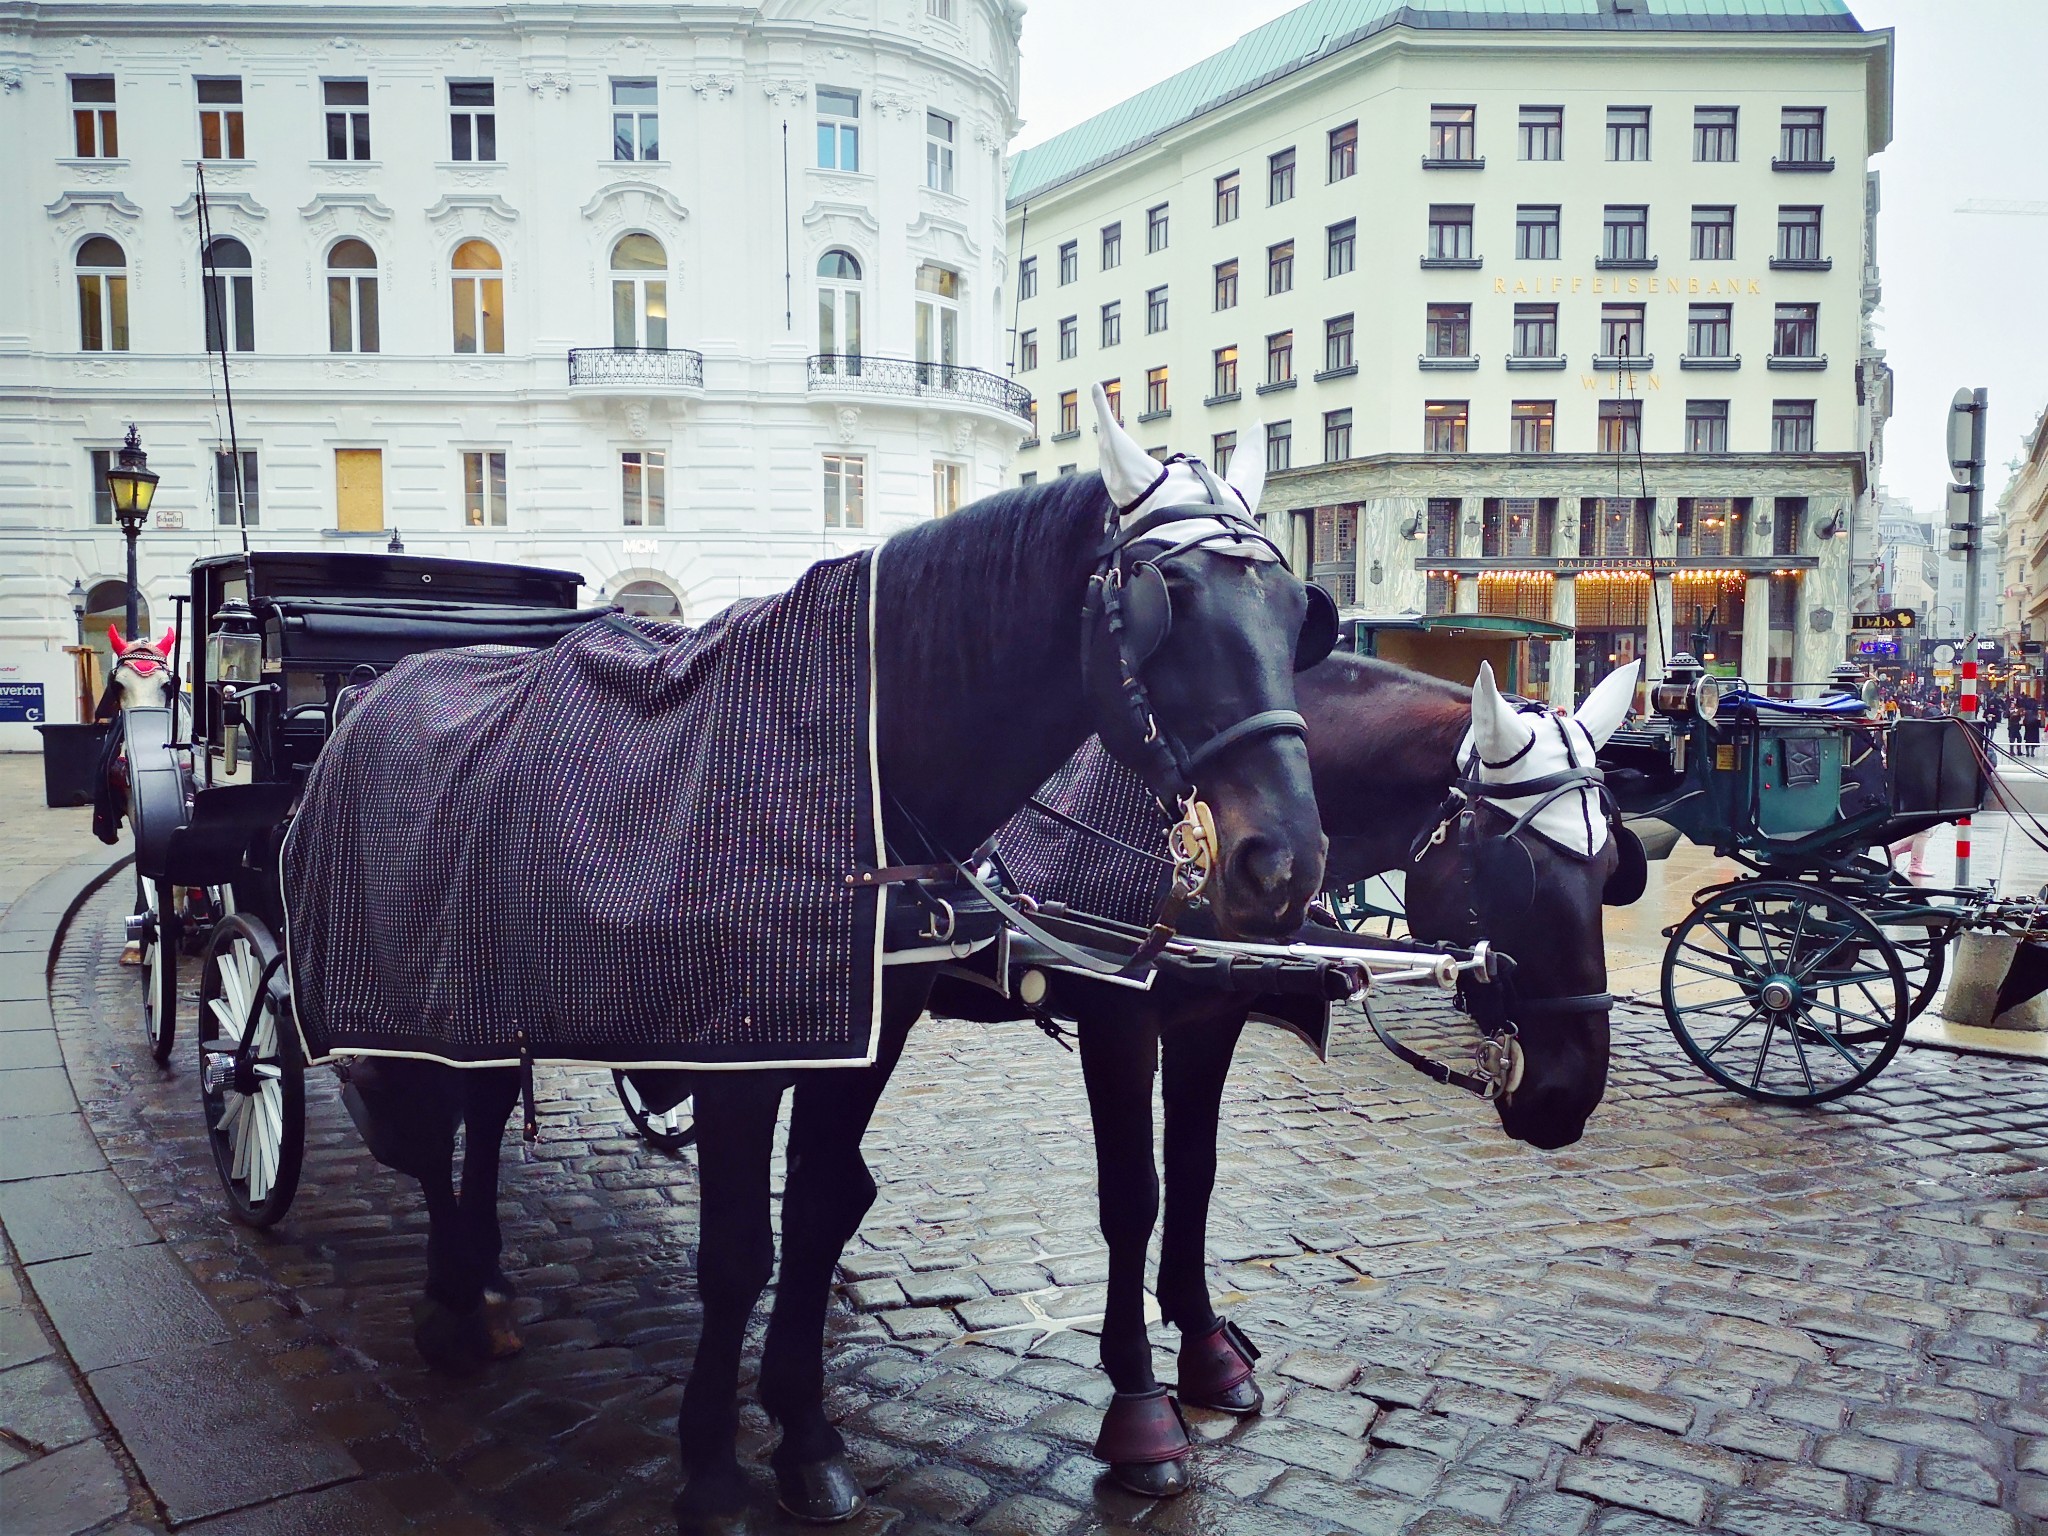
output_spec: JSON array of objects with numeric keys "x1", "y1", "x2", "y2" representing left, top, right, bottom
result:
[
  {"x1": 1092, "y1": 382, "x2": 1163, "y2": 513},
  {"x1": 159, "y1": 626, "x2": 176, "y2": 658},
  {"x1": 1222, "y1": 422, "x2": 1265, "y2": 515},
  {"x1": 107, "y1": 623, "x2": 125, "y2": 655},
  {"x1": 1574, "y1": 659, "x2": 1642, "y2": 750},
  {"x1": 1470, "y1": 662, "x2": 1534, "y2": 768}
]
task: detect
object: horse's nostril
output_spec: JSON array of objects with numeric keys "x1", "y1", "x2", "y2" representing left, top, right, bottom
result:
[{"x1": 1233, "y1": 836, "x2": 1294, "y2": 898}]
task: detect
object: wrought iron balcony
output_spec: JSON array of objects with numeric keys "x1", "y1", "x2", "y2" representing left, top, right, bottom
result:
[
  {"x1": 806, "y1": 354, "x2": 1034, "y2": 423},
  {"x1": 568, "y1": 346, "x2": 704, "y2": 389}
]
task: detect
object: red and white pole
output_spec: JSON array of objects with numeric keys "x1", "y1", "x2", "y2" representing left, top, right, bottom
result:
[{"x1": 1957, "y1": 656, "x2": 1978, "y2": 884}]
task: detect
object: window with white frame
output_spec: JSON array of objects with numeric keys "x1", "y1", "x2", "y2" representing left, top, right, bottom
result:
[
  {"x1": 71, "y1": 76, "x2": 118, "y2": 157},
  {"x1": 817, "y1": 248, "x2": 862, "y2": 369},
  {"x1": 622, "y1": 449, "x2": 666, "y2": 526},
  {"x1": 1325, "y1": 314, "x2": 1354, "y2": 373},
  {"x1": 1146, "y1": 286, "x2": 1168, "y2": 334},
  {"x1": 449, "y1": 81, "x2": 496, "y2": 161},
  {"x1": 914, "y1": 262, "x2": 959, "y2": 374},
  {"x1": 202, "y1": 236, "x2": 254, "y2": 352},
  {"x1": 197, "y1": 78, "x2": 244, "y2": 159},
  {"x1": 926, "y1": 111, "x2": 955, "y2": 193},
  {"x1": 463, "y1": 450, "x2": 508, "y2": 525},
  {"x1": 613, "y1": 79, "x2": 658, "y2": 161},
  {"x1": 451, "y1": 240, "x2": 504, "y2": 354},
  {"x1": 1265, "y1": 421, "x2": 1292, "y2": 473},
  {"x1": 824, "y1": 453, "x2": 865, "y2": 527},
  {"x1": 1101, "y1": 221, "x2": 1121, "y2": 269},
  {"x1": 75, "y1": 237, "x2": 128, "y2": 352},
  {"x1": 1100, "y1": 301, "x2": 1121, "y2": 348},
  {"x1": 611, "y1": 233, "x2": 668, "y2": 349},
  {"x1": 327, "y1": 239, "x2": 380, "y2": 352},
  {"x1": 215, "y1": 449, "x2": 259, "y2": 526},
  {"x1": 323, "y1": 79, "x2": 370, "y2": 160},
  {"x1": 817, "y1": 88, "x2": 859, "y2": 170},
  {"x1": 931, "y1": 461, "x2": 963, "y2": 517}
]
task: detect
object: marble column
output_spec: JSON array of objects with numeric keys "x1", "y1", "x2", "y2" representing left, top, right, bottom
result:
[
  {"x1": 1646, "y1": 573, "x2": 1674, "y2": 683},
  {"x1": 1550, "y1": 574, "x2": 1578, "y2": 706},
  {"x1": 1455, "y1": 574, "x2": 1479, "y2": 615},
  {"x1": 1741, "y1": 574, "x2": 1770, "y2": 689}
]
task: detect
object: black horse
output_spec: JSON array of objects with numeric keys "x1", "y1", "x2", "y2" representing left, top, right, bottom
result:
[
  {"x1": 330, "y1": 388, "x2": 1335, "y2": 1526},
  {"x1": 932, "y1": 652, "x2": 1643, "y2": 1494}
]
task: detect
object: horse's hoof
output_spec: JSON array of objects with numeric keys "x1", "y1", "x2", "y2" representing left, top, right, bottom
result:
[
  {"x1": 774, "y1": 1456, "x2": 866, "y2": 1524},
  {"x1": 1185, "y1": 1375, "x2": 1263, "y2": 1414},
  {"x1": 671, "y1": 1488, "x2": 753, "y2": 1536},
  {"x1": 412, "y1": 1297, "x2": 494, "y2": 1375},
  {"x1": 1176, "y1": 1317, "x2": 1263, "y2": 1416},
  {"x1": 1109, "y1": 1456, "x2": 1192, "y2": 1499},
  {"x1": 482, "y1": 1290, "x2": 524, "y2": 1359}
]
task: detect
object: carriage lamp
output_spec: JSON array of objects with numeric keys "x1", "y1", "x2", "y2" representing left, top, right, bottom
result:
[
  {"x1": 103, "y1": 424, "x2": 160, "y2": 640},
  {"x1": 208, "y1": 596, "x2": 263, "y2": 775},
  {"x1": 1653, "y1": 652, "x2": 1721, "y2": 724}
]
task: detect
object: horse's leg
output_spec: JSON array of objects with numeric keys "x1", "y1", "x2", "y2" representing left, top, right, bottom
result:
[
  {"x1": 1159, "y1": 1006, "x2": 1262, "y2": 1415},
  {"x1": 673, "y1": 1072, "x2": 783, "y2": 1524},
  {"x1": 1077, "y1": 997, "x2": 1191, "y2": 1498},
  {"x1": 456, "y1": 1067, "x2": 523, "y2": 1359},
  {"x1": 755, "y1": 1006, "x2": 914, "y2": 1523}
]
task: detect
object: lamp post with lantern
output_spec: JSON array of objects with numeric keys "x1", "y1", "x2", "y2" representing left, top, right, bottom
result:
[{"x1": 102, "y1": 424, "x2": 160, "y2": 641}]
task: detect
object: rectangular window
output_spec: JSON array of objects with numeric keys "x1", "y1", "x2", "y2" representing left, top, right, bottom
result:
[
  {"x1": 1102, "y1": 380, "x2": 1122, "y2": 424},
  {"x1": 1328, "y1": 121, "x2": 1357, "y2": 181},
  {"x1": 1685, "y1": 401, "x2": 1729, "y2": 454},
  {"x1": 1519, "y1": 105, "x2": 1562, "y2": 161},
  {"x1": 1323, "y1": 408, "x2": 1352, "y2": 463},
  {"x1": 71, "y1": 76, "x2": 117, "y2": 158},
  {"x1": 1778, "y1": 206, "x2": 1823, "y2": 262},
  {"x1": 1265, "y1": 421, "x2": 1292, "y2": 473},
  {"x1": 1326, "y1": 219, "x2": 1355, "y2": 278},
  {"x1": 1056, "y1": 464, "x2": 1077, "y2": 476},
  {"x1": 1692, "y1": 205, "x2": 1735, "y2": 261},
  {"x1": 1774, "y1": 303, "x2": 1819, "y2": 358},
  {"x1": 215, "y1": 449, "x2": 259, "y2": 526},
  {"x1": 329, "y1": 257, "x2": 379, "y2": 353},
  {"x1": 610, "y1": 78, "x2": 660, "y2": 161},
  {"x1": 1688, "y1": 303, "x2": 1732, "y2": 359},
  {"x1": 1601, "y1": 304, "x2": 1645, "y2": 360},
  {"x1": 1058, "y1": 390, "x2": 1078, "y2": 435},
  {"x1": 1581, "y1": 497, "x2": 1648, "y2": 558},
  {"x1": 1602, "y1": 205, "x2": 1648, "y2": 262},
  {"x1": 1100, "y1": 221, "x2": 1121, "y2": 270},
  {"x1": 1425, "y1": 303, "x2": 1470, "y2": 358},
  {"x1": 1146, "y1": 286, "x2": 1168, "y2": 334},
  {"x1": 448, "y1": 80, "x2": 496, "y2": 161},
  {"x1": 921, "y1": 110, "x2": 956, "y2": 192},
  {"x1": 622, "y1": 449, "x2": 667, "y2": 527},
  {"x1": 1510, "y1": 401, "x2": 1555, "y2": 454},
  {"x1": 1424, "y1": 400, "x2": 1469, "y2": 453},
  {"x1": 1019, "y1": 256, "x2": 1037, "y2": 301},
  {"x1": 1018, "y1": 470, "x2": 1038, "y2": 486},
  {"x1": 815, "y1": 87, "x2": 858, "y2": 170},
  {"x1": 1266, "y1": 330, "x2": 1293, "y2": 385},
  {"x1": 1774, "y1": 498, "x2": 1804, "y2": 554},
  {"x1": 1427, "y1": 205, "x2": 1473, "y2": 261},
  {"x1": 1515, "y1": 205, "x2": 1560, "y2": 261},
  {"x1": 1426, "y1": 497, "x2": 1459, "y2": 559},
  {"x1": 1694, "y1": 106, "x2": 1737, "y2": 163},
  {"x1": 1057, "y1": 316, "x2": 1077, "y2": 360},
  {"x1": 1146, "y1": 204, "x2": 1170, "y2": 253},
  {"x1": 1267, "y1": 240, "x2": 1295, "y2": 295},
  {"x1": 324, "y1": 79, "x2": 370, "y2": 160},
  {"x1": 1484, "y1": 498, "x2": 1553, "y2": 560},
  {"x1": 1268, "y1": 147, "x2": 1295, "y2": 205},
  {"x1": 1215, "y1": 170, "x2": 1240, "y2": 224},
  {"x1": 462, "y1": 449, "x2": 508, "y2": 525},
  {"x1": 1100, "y1": 301, "x2": 1121, "y2": 348},
  {"x1": 1598, "y1": 399, "x2": 1641, "y2": 454},
  {"x1": 1212, "y1": 432, "x2": 1237, "y2": 474},
  {"x1": 1512, "y1": 303, "x2": 1557, "y2": 358},
  {"x1": 1325, "y1": 313, "x2": 1354, "y2": 373},
  {"x1": 1058, "y1": 241, "x2": 1078, "y2": 285},
  {"x1": 1772, "y1": 400, "x2": 1815, "y2": 453},
  {"x1": 1214, "y1": 259, "x2": 1238, "y2": 311},
  {"x1": 1780, "y1": 107, "x2": 1826, "y2": 164},
  {"x1": 1022, "y1": 400, "x2": 1038, "y2": 441},
  {"x1": 203, "y1": 263, "x2": 254, "y2": 353},
  {"x1": 91, "y1": 449, "x2": 114, "y2": 524},
  {"x1": 1429, "y1": 104, "x2": 1475, "y2": 161},
  {"x1": 932, "y1": 461, "x2": 964, "y2": 517},
  {"x1": 927, "y1": 0, "x2": 956, "y2": 17},
  {"x1": 822, "y1": 452, "x2": 865, "y2": 528},
  {"x1": 1146, "y1": 366, "x2": 1169, "y2": 416},
  {"x1": 1606, "y1": 106, "x2": 1649, "y2": 162},
  {"x1": 1212, "y1": 346, "x2": 1238, "y2": 397},
  {"x1": 1019, "y1": 329, "x2": 1037, "y2": 371},
  {"x1": 197, "y1": 77, "x2": 245, "y2": 160}
]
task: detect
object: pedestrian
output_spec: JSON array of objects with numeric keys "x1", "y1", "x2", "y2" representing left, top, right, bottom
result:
[
  {"x1": 2027, "y1": 705, "x2": 2041, "y2": 759},
  {"x1": 2008, "y1": 706, "x2": 2023, "y2": 758}
]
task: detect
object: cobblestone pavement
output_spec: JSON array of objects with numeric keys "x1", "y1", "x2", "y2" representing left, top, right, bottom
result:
[{"x1": 44, "y1": 877, "x2": 2048, "y2": 1535}]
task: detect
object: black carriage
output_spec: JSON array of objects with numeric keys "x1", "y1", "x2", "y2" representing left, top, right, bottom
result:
[
  {"x1": 120, "y1": 550, "x2": 605, "y2": 1223},
  {"x1": 1603, "y1": 660, "x2": 1991, "y2": 1104}
]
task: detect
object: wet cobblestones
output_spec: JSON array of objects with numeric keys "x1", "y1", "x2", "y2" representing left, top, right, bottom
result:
[{"x1": 44, "y1": 880, "x2": 2048, "y2": 1533}]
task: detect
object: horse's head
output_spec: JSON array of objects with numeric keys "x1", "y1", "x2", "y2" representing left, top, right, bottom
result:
[
  {"x1": 1405, "y1": 659, "x2": 1641, "y2": 1149},
  {"x1": 1085, "y1": 385, "x2": 1331, "y2": 940},
  {"x1": 107, "y1": 625, "x2": 177, "y2": 711}
]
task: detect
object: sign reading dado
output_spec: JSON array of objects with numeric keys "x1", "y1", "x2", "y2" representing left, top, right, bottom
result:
[{"x1": 1494, "y1": 273, "x2": 1766, "y2": 297}]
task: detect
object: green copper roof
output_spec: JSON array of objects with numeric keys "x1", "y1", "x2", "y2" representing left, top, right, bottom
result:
[{"x1": 1009, "y1": 0, "x2": 1863, "y2": 204}]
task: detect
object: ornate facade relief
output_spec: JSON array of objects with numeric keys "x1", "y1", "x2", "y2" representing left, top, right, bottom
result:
[{"x1": 525, "y1": 71, "x2": 573, "y2": 99}]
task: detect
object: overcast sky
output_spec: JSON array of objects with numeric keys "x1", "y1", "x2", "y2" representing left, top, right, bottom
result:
[{"x1": 1015, "y1": 0, "x2": 2048, "y2": 515}]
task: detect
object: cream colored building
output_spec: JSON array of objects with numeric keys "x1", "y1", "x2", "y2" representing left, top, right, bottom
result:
[
  {"x1": 2000, "y1": 403, "x2": 2048, "y2": 653},
  {"x1": 1005, "y1": 0, "x2": 1892, "y2": 703}
]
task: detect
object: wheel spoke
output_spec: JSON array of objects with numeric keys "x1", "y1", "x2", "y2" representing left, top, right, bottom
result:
[
  {"x1": 1784, "y1": 1002, "x2": 1874, "y2": 1068},
  {"x1": 1747, "y1": 1012, "x2": 1779, "y2": 1089},
  {"x1": 1696, "y1": 1006, "x2": 1766, "y2": 1059}
]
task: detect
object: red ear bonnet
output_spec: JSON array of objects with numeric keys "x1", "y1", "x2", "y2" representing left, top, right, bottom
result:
[
  {"x1": 159, "y1": 626, "x2": 176, "y2": 657},
  {"x1": 108, "y1": 623, "x2": 126, "y2": 654}
]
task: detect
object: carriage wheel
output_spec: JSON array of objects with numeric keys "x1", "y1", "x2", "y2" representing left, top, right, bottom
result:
[
  {"x1": 199, "y1": 915, "x2": 305, "y2": 1226},
  {"x1": 1660, "y1": 879, "x2": 1908, "y2": 1105},
  {"x1": 135, "y1": 877, "x2": 180, "y2": 1066},
  {"x1": 612, "y1": 1072, "x2": 697, "y2": 1153}
]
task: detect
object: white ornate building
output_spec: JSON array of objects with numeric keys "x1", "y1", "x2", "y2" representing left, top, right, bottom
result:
[{"x1": 0, "y1": 0, "x2": 1031, "y2": 745}]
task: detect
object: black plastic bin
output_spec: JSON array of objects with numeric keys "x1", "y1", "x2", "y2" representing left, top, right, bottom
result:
[{"x1": 35, "y1": 722, "x2": 108, "y2": 808}]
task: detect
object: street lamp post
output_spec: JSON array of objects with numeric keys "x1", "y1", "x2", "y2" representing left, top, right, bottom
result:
[{"x1": 102, "y1": 423, "x2": 160, "y2": 641}]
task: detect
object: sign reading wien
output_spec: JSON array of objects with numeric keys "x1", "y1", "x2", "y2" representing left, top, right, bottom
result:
[{"x1": 1852, "y1": 610, "x2": 1916, "y2": 631}]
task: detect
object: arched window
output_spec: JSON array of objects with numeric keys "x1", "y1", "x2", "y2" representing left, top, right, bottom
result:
[
  {"x1": 914, "y1": 262, "x2": 959, "y2": 379},
  {"x1": 202, "y1": 236, "x2": 254, "y2": 353},
  {"x1": 451, "y1": 239, "x2": 503, "y2": 354},
  {"x1": 610, "y1": 233, "x2": 667, "y2": 350},
  {"x1": 615, "y1": 579, "x2": 683, "y2": 621},
  {"x1": 84, "y1": 578, "x2": 146, "y2": 681},
  {"x1": 327, "y1": 238, "x2": 380, "y2": 353},
  {"x1": 816, "y1": 249, "x2": 862, "y2": 376},
  {"x1": 76, "y1": 237, "x2": 128, "y2": 353}
]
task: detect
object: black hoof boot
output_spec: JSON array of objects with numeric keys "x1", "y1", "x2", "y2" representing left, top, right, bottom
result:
[
  {"x1": 674, "y1": 1462, "x2": 751, "y2": 1536},
  {"x1": 1109, "y1": 1456, "x2": 1192, "y2": 1498},
  {"x1": 412, "y1": 1297, "x2": 494, "y2": 1375},
  {"x1": 774, "y1": 1456, "x2": 866, "y2": 1524},
  {"x1": 1177, "y1": 1318, "x2": 1264, "y2": 1416}
]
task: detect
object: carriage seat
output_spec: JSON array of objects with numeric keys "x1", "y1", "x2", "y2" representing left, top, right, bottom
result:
[{"x1": 1715, "y1": 689, "x2": 1865, "y2": 718}]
